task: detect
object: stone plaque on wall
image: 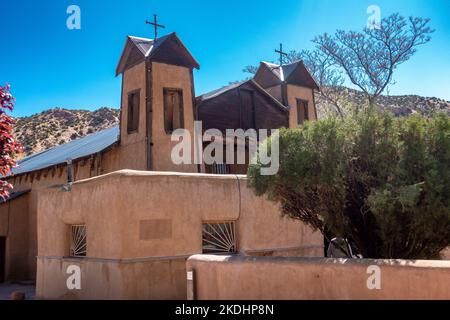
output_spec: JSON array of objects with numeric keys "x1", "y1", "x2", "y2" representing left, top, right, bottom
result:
[{"x1": 139, "y1": 219, "x2": 172, "y2": 240}]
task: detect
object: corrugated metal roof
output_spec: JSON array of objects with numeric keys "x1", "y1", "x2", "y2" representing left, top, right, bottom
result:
[
  {"x1": 9, "y1": 125, "x2": 120, "y2": 177},
  {"x1": 197, "y1": 81, "x2": 247, "y2": 101}
]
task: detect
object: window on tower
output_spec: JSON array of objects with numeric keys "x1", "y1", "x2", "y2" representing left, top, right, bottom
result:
[
  {"x1": 163, "y1": 88, "x2": 184, "y2": 134},
  {"x1": 297, "y1": 99, "x2": 309, "y2": 125},
  {"x1": 127, "y1": 90, "x2": 140, "y2": 133}
]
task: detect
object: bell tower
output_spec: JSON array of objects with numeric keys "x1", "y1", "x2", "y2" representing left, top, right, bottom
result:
[
  {"x1": 253, "y1": 59, "x2": 319, "y2": 128},
  {"x1": 116, "y1": 30, "x2": 200, "y2": 172}
]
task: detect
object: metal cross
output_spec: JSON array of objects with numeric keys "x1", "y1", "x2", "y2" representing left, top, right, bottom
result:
[
  {"x1": 275, "y1": 43, "x2": 288, "y2": 66},
  {"x1": 146, "y1": 14, "x2": 165, "y2": 40}
]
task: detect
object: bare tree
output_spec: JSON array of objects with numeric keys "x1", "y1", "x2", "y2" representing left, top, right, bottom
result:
[
  {"x1": 313, "y1": 14, "x2": 434, "y2": 106},
  {"x1": 242, "y1": 14, "x2": 432, "y2": 115},
  {"x1": 242, "y1": 65, "x2": 259, "y2": 75},
  {"x1": 292, "y1": 50, "x2": 347, "y2": 117}
]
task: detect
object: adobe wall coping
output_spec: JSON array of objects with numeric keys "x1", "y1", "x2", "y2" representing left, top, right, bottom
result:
[
  {"x1": 37, "y1": 254, "x2": 192, "y2": 264},
  {"x1": 41, "y1": 169, "x2": 249, "y2": 192},
  {"x1": 188, "y1": 254, "x2": 450, "y2": 269}
]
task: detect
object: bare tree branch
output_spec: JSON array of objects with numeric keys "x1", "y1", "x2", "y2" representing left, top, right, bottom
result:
[{"x1": 313, "y1": 14, "x2": 434, "y2": 106}]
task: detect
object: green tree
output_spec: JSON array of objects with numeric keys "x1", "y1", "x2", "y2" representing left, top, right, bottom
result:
[{"x1": 248, "y1": 110, "x2": 450, "y2": 259}]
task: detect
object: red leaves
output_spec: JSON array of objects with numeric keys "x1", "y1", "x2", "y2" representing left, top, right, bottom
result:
[
  {"x1": 0, "y1": 84, "x2": 23, "y2": 198},
  {"x1": 0, "y1": 84, "x2": 14, "y2": 111}
]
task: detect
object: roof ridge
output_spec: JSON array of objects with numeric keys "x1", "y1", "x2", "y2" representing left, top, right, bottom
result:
[
  {"x1": 128, "y1": 35, "x2": 153, "y2": 41},
  {"x1": 197, "y1": 80, "x2": 249, "y2": 101},
  {"x1": 262, "y1": 60, "x2": 302, "y2": 68}
]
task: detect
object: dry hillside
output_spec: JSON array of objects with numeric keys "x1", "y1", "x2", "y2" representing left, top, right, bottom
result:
[
  {"x1": 13, "y1": 107, "x2": 119, "y2": 156},
  {"x1": 317, "y1": 87, "x2": 450, "y2": 118},
  {"x1": 12, "y1": 89, "x2": 449, "y2": 157}
]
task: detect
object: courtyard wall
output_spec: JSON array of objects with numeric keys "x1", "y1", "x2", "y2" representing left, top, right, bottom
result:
[{"x1": 187, "y1": 255, "x2": 450, "y2": 300}]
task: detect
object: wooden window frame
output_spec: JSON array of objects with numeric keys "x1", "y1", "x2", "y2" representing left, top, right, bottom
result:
[
  {"x1": 127, "y1": 89, "x2": 140, "y2": 134},
  {"x1": 163, "y1": 87, "x2": 184, "y2": 134},
  {"x1": 296, "y1": 98, "x2": 309, "y2": 125}
]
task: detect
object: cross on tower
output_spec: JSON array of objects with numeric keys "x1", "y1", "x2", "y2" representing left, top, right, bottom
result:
[
  {"x1": 275, "y1": 43, "x2": 288, "y2": 67},
  {"x1": 146, "y1": 14, "x2": 165, "y2": 40}
]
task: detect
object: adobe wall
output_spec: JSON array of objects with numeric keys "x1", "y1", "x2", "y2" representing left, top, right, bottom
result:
[
  {"x1": 187, "y1": 255, "x2": 450, "y2": 300},
  {"x1": 36, "y1": 170, "x2": 322, "y2": 299},
  {"x1": 0, "y1": 193, "x2": 30, "y2": 280},
  {"x1": 36, "y1": 256, "x2": 187, "y2": 300},
  {"x1": 37, "y1": 170, "x2": 322, "y2": 259},
  {"x1": 287, "y1": 84, "x2": 316, "y2": 127},
  {"x1": 119, "y1": 61, "x2": 147, "y2": 171},
  {"x1": 3, "y1": 146, "x2": 122, "y2": 280},
  {"x1": 151, "y1": 62, "x2": 197, "y2": 173}
]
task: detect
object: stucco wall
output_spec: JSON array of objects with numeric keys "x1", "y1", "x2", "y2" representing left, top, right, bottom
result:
[
  {"x1": 259, "y1": 84, "x2": 316, "y2": 128},
  {"x1": 187, "y1": 255, "x2": 450, "y2": 300},
  {"x1": 0, "y1": 193, "x2": 30, "y2": 280},
  {"x1": 119, "y1": 61, "x2": 147, "y2": 171},
  {"x1": 36, "y1": 256, "x2": 187, "y2": 300},
  {"x1": 287, "y1": 84, "x2": 316, "y2": 128},
  {"x1": 37, "y1": 170, "x2": 322, "y2": 259},
  {"x1": 36, "y1": 170, "x2": 322, "y2": 299},
  {"x1": 4, "y1": 147, "x2": 122, "y2": 280},
  {"x1": 151, "y1": 62, "x2": 197, "y2": 173}
]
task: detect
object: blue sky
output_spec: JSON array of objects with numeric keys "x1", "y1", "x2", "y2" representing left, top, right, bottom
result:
[{"x1": 1, "y1": 0, "x2": 449, "y2": 117}]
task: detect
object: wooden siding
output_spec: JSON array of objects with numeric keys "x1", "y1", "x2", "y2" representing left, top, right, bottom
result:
[{"x1": 197, "y1": 81, "x2": 288, "y2": 133}]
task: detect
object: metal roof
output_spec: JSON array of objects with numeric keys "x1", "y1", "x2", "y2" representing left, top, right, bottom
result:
[
  {"x1": 197, "y1": 81, "x2": 247, "y2": 101},
  {"x1": 127, "y1": 34, "x2": 173, "y2": 57},
  {"x1": 261, "y1": 61, "x2": 301, "y2": 82},
  {"x1": 128, "y1": 36, "x2": 154, "y2": 56},
  {"x1": 197, "y1": 79, "x2": 288, "y2": 112},
  {"x1": 116, "y1": 32, "x2": 200, "y2": 75},
  {"x1": 259, "y1": 61, "x2": 320, "y2": 90},
  {"x1": 9, "y1": 125, "x2": 120, "y2": 177}
]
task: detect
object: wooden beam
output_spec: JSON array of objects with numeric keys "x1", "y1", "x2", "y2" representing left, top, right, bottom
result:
[{"x1": 145, "y1": 60, "x2": 153, "y2": 171}]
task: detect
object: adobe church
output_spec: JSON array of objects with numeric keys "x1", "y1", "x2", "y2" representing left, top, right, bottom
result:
[{"x1": 0, "y1": 28, "x2": 323, "y2": 298}]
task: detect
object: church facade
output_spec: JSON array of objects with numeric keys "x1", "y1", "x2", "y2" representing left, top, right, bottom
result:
[{"x1": 0, "y1": 31, "x2": 323, "y2": 296}]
